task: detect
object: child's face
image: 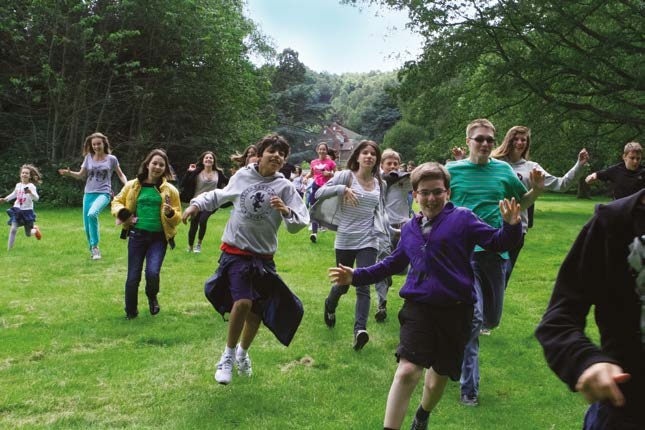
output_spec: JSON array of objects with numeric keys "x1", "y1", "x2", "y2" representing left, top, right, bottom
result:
[
  {"x1": 414, "y1": 178, "x2": 450, "y2": 219},
  {"x1": 357, "y1": 146, "x2": 378, "y2": 170},
  {"x1": 381, "y1": 157, "x2": 400, "y2": 174},
  {"x1": 258, "y1": 146, "x2": 285, "y2": 176},
  {"x1": 147, "y1": 155, "x2": 167, "y2": 181},
  {"x1": 20, "y1": 168, "x2": 31, "y2": 183},
  {"x1": 91, "y1": 137, "x2": 105, "y2": 154},
  {"x1": 623, "y1": 151, "x2": 642, "y2": 171},
  {"x1": 316, "y1": 144, "x2": 328, "y2": 159}
]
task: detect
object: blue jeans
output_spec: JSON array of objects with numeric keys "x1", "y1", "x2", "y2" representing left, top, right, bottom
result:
[
  {"x1": 124, "y1": 228, "x2": 167, "y2": 315},
  {"x1": 326, "y1": 247, "x2": 377, "y2": 333},
  {"x1": 460, "y1": 251, "x2": 506, "y2": 397},
  {"x1": 83, "y1": 192, "x2": 111, "y2": 249},
  {"x1": 504, "y1": 233, "x2": 525, "y2": 286}
]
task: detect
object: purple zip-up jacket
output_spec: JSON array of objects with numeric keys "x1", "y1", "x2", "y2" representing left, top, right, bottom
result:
[{"x1": 352, "y1": 202, "x2": 522, "y2": 305}]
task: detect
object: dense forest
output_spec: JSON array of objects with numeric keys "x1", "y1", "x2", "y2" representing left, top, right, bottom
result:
[{"x1": 1, "y1": 0, "x2": 642, "y2": 205}]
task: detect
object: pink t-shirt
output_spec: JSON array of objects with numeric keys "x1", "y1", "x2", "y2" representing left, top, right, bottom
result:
[{"x1": 311, "y1": 158, "x2": 336, "y2": 186}]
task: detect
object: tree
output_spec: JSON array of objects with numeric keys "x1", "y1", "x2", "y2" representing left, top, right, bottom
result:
[
  {"x1": 0, "y1": 0, "x2": 273, "y2": 175},
  {"x1": 271, "y1": 48, "x2": 307, "y2": 91}
]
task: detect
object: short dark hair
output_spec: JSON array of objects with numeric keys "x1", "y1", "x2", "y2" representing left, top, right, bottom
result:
[
  {"x1": 256, "y1": 134, "x2": 290, "y2": 158},
  {"x1": 410, "y1": 162, "x2": 451, "y2": 191}
]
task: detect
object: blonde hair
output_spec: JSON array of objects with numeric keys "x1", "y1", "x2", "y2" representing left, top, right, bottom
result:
[
  {"x1": 381, "y1": 148, "x2": 401, "y2": 164},
  {"x1": 623, "y1": 141, "x2": 642, "y2": 155},
  {"x1": 466, "y1": 119, "x2": 496, "y2": 138},
  {"x1": 21, "y1": 164, "x2": 43, "y2": 185}
]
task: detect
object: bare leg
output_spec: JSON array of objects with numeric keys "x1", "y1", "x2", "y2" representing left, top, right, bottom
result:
[
  {"x1": 383, "y1": 358, "x2": 424, "y2": 429},
  {"x1": 225, "y1": 299, "x2": 252, "y2": 348},
  {"x1": 239, "y1": 311, "x2": 261, "y2": 350},
  {"x1": 419, "y1": 368, "x2": 449, "y2": 413},
  {"x1": 7, "y1": 222, "x2": 18, "y2": 250}
]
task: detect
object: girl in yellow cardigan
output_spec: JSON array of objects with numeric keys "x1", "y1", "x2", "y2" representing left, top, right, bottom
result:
[{"x1": 111, "y1": 149, "x2": 182, "y2": 319}]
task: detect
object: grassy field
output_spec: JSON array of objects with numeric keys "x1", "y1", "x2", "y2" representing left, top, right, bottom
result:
[{"x1": 0, "y1": 194, "x2": 607, "y2": 429}]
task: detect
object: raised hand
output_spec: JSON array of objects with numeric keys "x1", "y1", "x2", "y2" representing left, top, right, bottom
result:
[
  {"x1": 499, "y1": 198, "x2": 520, "y2": 225},
  {"x1": 529, "y1": 167, "x2": 546, "y2": 192},
  {"x1": 578, "y1": 148, "x2": 589, "y2": 165},
  {"x1": 451, "y1": 146, "x2": 465, "y2": 160}
]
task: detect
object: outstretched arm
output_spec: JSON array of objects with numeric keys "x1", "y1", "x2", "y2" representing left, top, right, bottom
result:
[{"x1": 58, "y1": 166, "x2": 87, "y2": 180}]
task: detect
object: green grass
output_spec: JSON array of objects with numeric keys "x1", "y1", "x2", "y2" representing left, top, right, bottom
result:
[{"x1": 0, "y1": 193, "x2": 608, "y2": 429}]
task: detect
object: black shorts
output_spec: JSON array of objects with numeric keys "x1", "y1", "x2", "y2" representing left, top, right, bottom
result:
[{"x1": 396, "y1": 300, "x2": 473, "y2": 381}]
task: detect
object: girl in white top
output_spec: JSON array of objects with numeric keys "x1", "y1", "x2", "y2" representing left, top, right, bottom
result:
[
  {"x1": 315, "y1": 140, "x2": 388, "y2": 350},
  {"x1": 58, "y1": 132, "x2": 127, "y2": 260},
  {"x1": 0, "y1": 164, "x2": 43, "y2": 250}
]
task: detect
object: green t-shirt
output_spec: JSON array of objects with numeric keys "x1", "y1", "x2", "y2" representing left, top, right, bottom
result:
[
  {"x1": 136, "y1": 184, "x2": 163, "y2": 232},
  {"x1": 447, "y1": 158, "x2": 527, "y2": 255}
]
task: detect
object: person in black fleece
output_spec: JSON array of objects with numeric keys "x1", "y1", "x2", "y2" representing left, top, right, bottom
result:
[{"x1": 536, "y1": 189, "x2": 644, "y2": 429}]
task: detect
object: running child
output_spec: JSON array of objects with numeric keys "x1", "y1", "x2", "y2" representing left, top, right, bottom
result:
[
  {"x1": 329, "y1": 162, "x2": 522, "y2": 429},
  {"x1": 1, "y1": 164, "x2": 43, "y2": 250},
  {"x1": 182, "y1": 134, "x2": 310, "y2": 385}
]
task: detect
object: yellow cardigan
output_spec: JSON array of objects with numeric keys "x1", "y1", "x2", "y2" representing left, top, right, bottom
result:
[{"x1": 111, "y1": 177, "x2": 182, "y2": 244}]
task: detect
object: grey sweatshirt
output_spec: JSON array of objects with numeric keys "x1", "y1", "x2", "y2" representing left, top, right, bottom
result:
[
  {"x1": 502, "y1": 157, "x2": 585, "y2": 232},
  {"x1": 190, "y1": 164, "x2": 309, "y2": 255}
]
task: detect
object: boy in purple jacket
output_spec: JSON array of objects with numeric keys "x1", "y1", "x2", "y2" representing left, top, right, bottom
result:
[{"x1": 329, "y1": 162, "x2": 521, "y2": 430}]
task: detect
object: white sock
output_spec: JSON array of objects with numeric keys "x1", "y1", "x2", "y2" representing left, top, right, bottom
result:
[
  {"x1": 236, "y1": 344, "x2": 248, "y2": 358},
  {"x1": 224, "y1": 346, "x2": 235, "y2": 357}
]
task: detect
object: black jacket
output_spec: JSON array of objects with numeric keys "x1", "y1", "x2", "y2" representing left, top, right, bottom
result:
[
  {"x1": 179, "y1": 167, "x2": 228, "y2": 203},
  {"x1": 536, "y1": 189, "x2": 645, "y2": 426}
]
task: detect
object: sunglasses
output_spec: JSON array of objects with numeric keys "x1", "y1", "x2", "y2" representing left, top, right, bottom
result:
[
  {"x1": 416, "y1": 188, "x2": 447, "y2": 197},
  {"x1": 469, "y1": 136, "x2": 496, "y2": 144}
]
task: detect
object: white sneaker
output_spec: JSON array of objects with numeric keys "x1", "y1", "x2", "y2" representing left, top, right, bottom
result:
[
  {"x1": 91, "y1": 247, "x2": 102, "y2": 260},
  {"x1": 214, "y1": 353, "x2": 234, "y2": 385},
  {"x1": 194, "y1": 244, "x2": 202, "y2": 253},
  {"x1": 236, "y1": 346, "x2": 252, "y2": 377}
]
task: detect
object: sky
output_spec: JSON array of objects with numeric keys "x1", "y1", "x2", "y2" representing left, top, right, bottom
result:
[{"x1": 244, "y1": 0, "x2": 424, "y2": 74}]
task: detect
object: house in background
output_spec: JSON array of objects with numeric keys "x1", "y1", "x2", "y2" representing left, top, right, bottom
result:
[{"x1": 316, "y1": 122, "x2": 362, "y2": 166}]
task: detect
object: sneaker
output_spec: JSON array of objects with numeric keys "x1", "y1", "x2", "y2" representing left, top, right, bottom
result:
[
  {"x1": 235, "y1": 346, "x2": 252, "y2": 377},
  {"x1": 480, "y1": 328, "x2": 492, "y2": 336},
  {"x1": 375, "y1": 301, "x2": 387, "y2": 323},
  {"x1": 460, "y1": 394, "x2": 479, "y2": 406},
  {"x1": 91, "y1": 247, "x2": 101, "y2": 260},
  {"x1": 32, "y1": 225, "x2": 42, "y2": 240},
  {"x1": 410, "y1": 415, "x2": 428, "y2": 430},
  {"x1": 186, "y1": 246, "x2": 193, "y2": 253},
  {"x1": 194, "y1": 244, "x2": 202, "y2": 253},
  {"x1": 310, "y1": 233, "x2": 317, "y2": 243},
  {"x1": 324, "y1": 299, "x2": 335, "y2": 328},
  {"x1": 353, "y1": 330, "x2": 369, "y2": 351},
  {"x1": 125, "y1": 312, "x2": 138, "y2": 320},
  {"x1": 214, "y1": 353, "x2": 234, "y2": 385}
]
